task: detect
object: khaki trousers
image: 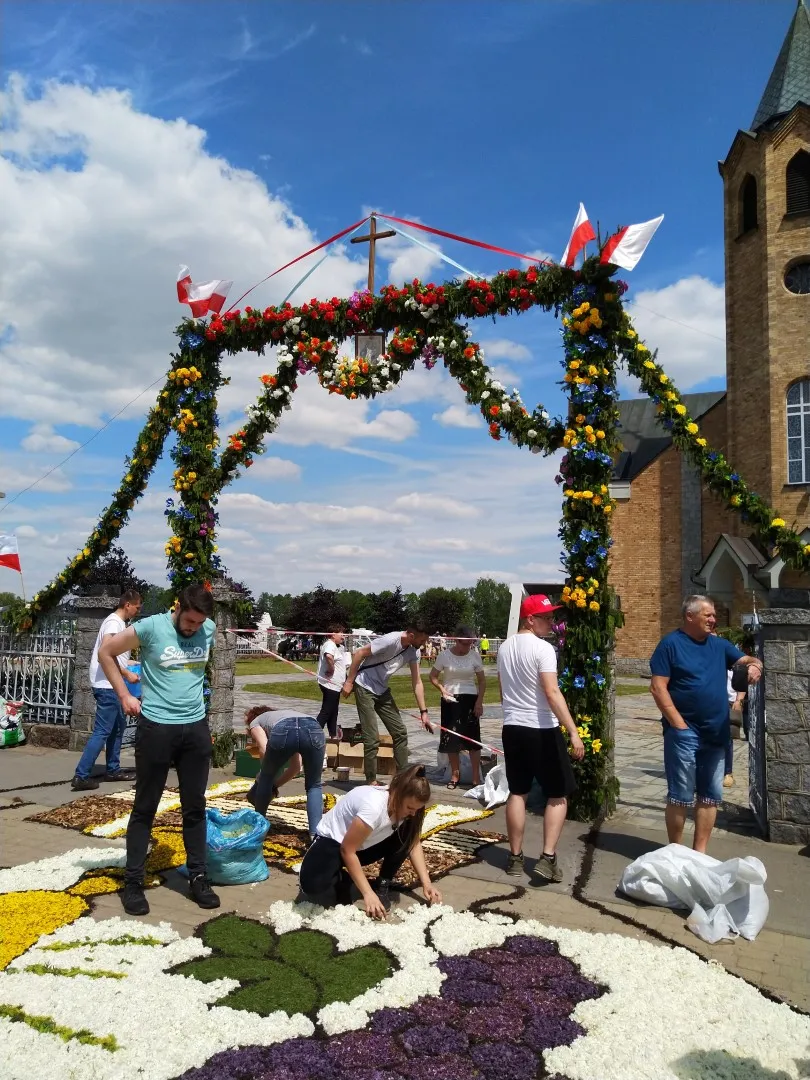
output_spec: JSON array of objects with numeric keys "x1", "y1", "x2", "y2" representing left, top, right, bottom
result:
[{"x1": 353, "y1": 683, "x2": 409, "y2": 781}]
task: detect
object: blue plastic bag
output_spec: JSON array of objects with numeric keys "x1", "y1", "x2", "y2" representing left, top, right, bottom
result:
[{"x1": 178, "y1": 807, "x2": 270, "y2": 885}]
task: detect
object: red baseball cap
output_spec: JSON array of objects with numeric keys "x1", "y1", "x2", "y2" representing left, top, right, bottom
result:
[{"x1": 519, "y1": 594, "x2": 562, "y2": 619}]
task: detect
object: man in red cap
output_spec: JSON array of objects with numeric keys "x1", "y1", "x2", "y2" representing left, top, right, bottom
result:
[{"x1": 496, "y1": 594, "x2": 584, "y2": 884}]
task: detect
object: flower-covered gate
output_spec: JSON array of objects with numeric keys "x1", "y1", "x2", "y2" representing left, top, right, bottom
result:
[{"x1": 15, "y1": 253, "x2": 810, "y2": 819}]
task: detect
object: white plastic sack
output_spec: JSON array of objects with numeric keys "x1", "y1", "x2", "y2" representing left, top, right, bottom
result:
[
  {"x1": 465, "y1": 762, "x2": 510, "y2": 809},
  {"x1": 618, "y1": 843, "x2": 769, "y2": 942}
]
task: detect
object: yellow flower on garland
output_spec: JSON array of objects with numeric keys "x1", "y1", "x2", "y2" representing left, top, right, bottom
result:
[
  {"x1": 730, "y1": 495, "x2": 741, "y2": 507},
  {"x1": 643, "y1": 360, "x2": 655, "y2": 370},
  {"x1": 659, "y1": 374, "x2": 669, "y2": 384},
  {"x1": 686, "y1": 422, "x2": 699, "y2": 435},
  {"x1": 589, "y1": 600, "x2": 600, "y2": 611},
  {"x1": 591, "y1": 739, "x2": 603, "y2": 754},
  {"x1": 674, "y1": 404, "x2": 687, "y2": 416},
  {"x1": 771, "y1": 518, "x2": 786, "y2": 528},
  {"x1": 696, "y1": 437, "x2": 707, "y2": 447}
]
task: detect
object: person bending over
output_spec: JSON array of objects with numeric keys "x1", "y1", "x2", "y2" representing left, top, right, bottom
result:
[
  {"x1": 245, "y1": 705, "x2": 326, "y2": 837},
  {"x1": 298, "y1": 764, "x2": 442, "y2": 918}
]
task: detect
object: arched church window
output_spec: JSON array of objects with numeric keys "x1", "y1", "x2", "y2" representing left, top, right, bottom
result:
[
  {"x1": 786, "y1": 151, "x2": 810, "y2": 216},
  {"x1": 787, "y1": 379, "x2": 810, "y2": 484},
  {"x1": 740, "y1": 175, "x2": 757, "y2": 233}
]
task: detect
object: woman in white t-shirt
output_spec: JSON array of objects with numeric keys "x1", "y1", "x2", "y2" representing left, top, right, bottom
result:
[
  {"x1": 316, "y1": 624, "x2": 349, "y2": 739},
  {"x1": 298, "y1": 765, "x2": 442, "y2": 919},
  {"x1": 429, "y1": 625, "x2": 486, "y2": 789}
]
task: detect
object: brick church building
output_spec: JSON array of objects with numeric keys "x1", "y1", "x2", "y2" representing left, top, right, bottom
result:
[{"x1": 610, "y1": 0, "x2": 810, "y2": 670}]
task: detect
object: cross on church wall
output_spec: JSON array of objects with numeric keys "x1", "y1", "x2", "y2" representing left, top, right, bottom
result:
[{"x1": 351, "y1": 214, "x2": 397, "y2": 295}]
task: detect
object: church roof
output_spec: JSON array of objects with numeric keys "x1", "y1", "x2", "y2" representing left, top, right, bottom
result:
[
  {"x1": 613, "y1": 391, "x2": 725, "y2": 482},
  {"x1": 752, "y1": 0, "x2": 810, "y2": 130}
]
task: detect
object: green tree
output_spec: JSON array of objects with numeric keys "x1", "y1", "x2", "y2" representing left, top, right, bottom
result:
[
  {"x1": 369, "y1": 586, "x2": 408, "y2": 634},
  {"x1": 257, "y1": 593, "x2": 293, "y2": 626},
  {"x1": 0, "y1": 591, "x2": 21, "y2": 608},
  {"x1": 336, "y1": 589, "x2": 375, "y2": 629},
  {"x1": 72, "y1": 545, "x2": 150, "y2": 598},
  {"x1": 469, "y1": 577, "x2": 511, "y2": 637},
  {"x1": 417, "y1": 587, "x2": 472, "y2": 634},
  {"x1": 287, "y1": 585, "x2": 350, "y2": 633}
]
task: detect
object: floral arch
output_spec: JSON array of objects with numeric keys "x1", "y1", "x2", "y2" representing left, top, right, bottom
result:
[{"x1": 17, "y1": 256, "x2": 810, "y2": 819}]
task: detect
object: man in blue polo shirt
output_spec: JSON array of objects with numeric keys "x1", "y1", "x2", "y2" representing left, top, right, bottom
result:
[
  {"x1": 650, "y1": 595, "x2": 762, "y2": 853},
  {"x1": 98, "y1": 583, "x2": 220, "y2": 917}
]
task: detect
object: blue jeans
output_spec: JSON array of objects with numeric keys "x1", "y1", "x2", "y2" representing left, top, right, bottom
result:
[
  {"x1": 663, "y1": 725, "x2": 725, "y2": 807},
  {"x1": 75, "y1": 688, "x2": 126, "y2": 779},
  {"x1": 252, "y1": 716, "x2": 325, "y2": 835}
]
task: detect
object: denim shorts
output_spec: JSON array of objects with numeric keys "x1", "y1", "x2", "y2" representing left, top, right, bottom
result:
[{"x1": 663, "y1": 725, "x2": 725, "y2": 807}]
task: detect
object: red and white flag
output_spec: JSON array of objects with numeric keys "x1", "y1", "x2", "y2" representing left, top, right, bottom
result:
[
  {"x1": 0, "y1": 535, "x2": 21, "y2": 573},
  {"x1": 600, "y1": 215, "x2": 664, "y2": 270},
  {"x1": 177, "y1": 266, "x2": 233, "y2": 318},
  {"x1": 561, "y1": 203, "x2": 596, "y2": 267}
]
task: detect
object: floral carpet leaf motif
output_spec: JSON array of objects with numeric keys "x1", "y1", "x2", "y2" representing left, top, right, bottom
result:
[
  {"x1": 277, "y1": 929, "x2": 393, "y2": 1008},
  {"x1": 199, "y1": 913, "x2": 273, "y2": 958},
  {"x1": 174, "y1": 915, "x2": 394, "y2": 1020}
]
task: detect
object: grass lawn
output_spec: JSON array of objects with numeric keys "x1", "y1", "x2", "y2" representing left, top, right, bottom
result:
[
  {"x1": 246, "y1": 676, "x2": 503, "y2": 708},
  {"x1": 236, "y1": 658, "x2": 318, "y2": 675},
  {"x1": 615, "y1": 681, "x2": 651, "y2": 696}
]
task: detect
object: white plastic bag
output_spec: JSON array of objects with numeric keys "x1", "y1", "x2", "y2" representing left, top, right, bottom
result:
[
  {"x1": 465, "y1": 762, "x2": 510, "y2": 809},
  {"x1": 0, "y1": 698, "x2": 26, "y2": 748},
  {"x1": 618, "y1": 843, "x2": 769, "y2": 941}
]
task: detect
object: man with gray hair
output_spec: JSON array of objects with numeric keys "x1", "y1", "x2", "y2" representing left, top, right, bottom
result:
[{"x1": 650, "y1": 595, "x2": 762, "y2": 852}]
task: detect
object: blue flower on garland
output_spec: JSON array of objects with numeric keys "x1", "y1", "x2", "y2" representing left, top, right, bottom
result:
[
  {"x1": 573, "y1": 675, "x2": 586, "y2": 689},
  {"x1": 589, "y1": 334, "x2": 608, "y2": 349},
  {"x1": 180, "y1": 333, "x2": 204, "y2": 350},
  {"x1": 591, "y1": 653, "x2": 602, "y2": 664},
  {"x1": 593, "y1": 674, "x2": 606, "y2": 688},
  {"x1": 585, "y1": 556, "x2": 597, "y2": 569},
  {"x1": 596, "y1": 545, "x2": 608, "y2": 559}
]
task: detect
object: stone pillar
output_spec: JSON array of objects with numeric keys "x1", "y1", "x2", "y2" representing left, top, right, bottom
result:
[
  {"x1": 208, "y1": 582, "x2": 239, "y2": 735},
  {"x1": 69, "y1": 594, "x2": 120, "y2": 752},
  {"x1": 760, "y1": 593, "x2": 810, "y2": 845}
]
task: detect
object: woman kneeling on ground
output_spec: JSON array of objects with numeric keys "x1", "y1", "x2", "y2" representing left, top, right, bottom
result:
[
  {"x1": 298, "y1": 764, "x2": 442, "y2": 919},
  {"x1": 245, "y1": 706, "x2": 326, "y2": 837}
]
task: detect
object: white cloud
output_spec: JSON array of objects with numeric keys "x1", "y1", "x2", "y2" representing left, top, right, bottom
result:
[
  {"x1": 20, "y1": 424, "x2": 80, "y2": 453},
  {"x1": 479, "y1": 339, "x2": 532, "y2": 362},
  {"x1": 521, "y1": 248, "x2": 554, "y2": 265},
  {"x1": 322, "y1": 544, "x2": 382, "y2": 558},
  {"x1": 391, "y1": 492, "x2": 479, "y2": 519},
  {"x1": 243, "y1": 456, "x2": 301, "y2": 481},
  {"x1": 433, "y1": 404, "x2": 480, "y2": 429},
  {"x1": 624, "y1": 276, "x2": 725, "y2": 391},
  {"x1": 220, "y1": 492, "x2": 408, "y2": 528},
  {"x1": 0, "y1": 76, "x2": 367, "y2": 429},
  {"x1": 13, "y1": 524, "x2": 39, "y2": 539},
  {"x1": 0, "y1": 461, "x2": 72, "y2": 494},
  {"x1": 408, "y1": 537, "x2": 513, "y2": 555}
]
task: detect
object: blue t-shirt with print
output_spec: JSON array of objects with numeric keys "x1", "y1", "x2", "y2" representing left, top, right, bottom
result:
[
  {"x1": 135, "y1": 612, "x2": 215, "y2": 725},
  {"x1": 650, "y1": 630, "x2": 744, "y2": 744}
]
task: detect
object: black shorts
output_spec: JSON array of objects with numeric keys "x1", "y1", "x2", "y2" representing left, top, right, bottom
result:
[
  {"x1": 438, "y1": 695, "x2": 481, "y2": 754},
  {"x1": 502, "y1": 725, "x2": 577, "y2": 799}
]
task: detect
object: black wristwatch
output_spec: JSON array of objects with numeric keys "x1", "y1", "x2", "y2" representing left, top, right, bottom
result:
[{"x1": 420, "y1": 709, "x2": 429, "y2": 716}]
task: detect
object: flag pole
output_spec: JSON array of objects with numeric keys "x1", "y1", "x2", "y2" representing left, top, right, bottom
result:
[{"x1": 18, "y1": 569, "x2": 27, "y2": 603}]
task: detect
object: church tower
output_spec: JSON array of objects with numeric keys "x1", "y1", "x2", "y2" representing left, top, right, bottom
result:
[{"x1": 720, "y1": 0, "x2": 810, "y2": 535}]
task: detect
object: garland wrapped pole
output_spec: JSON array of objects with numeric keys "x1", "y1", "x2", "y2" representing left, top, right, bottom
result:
[{"x1": 13, "y1": 250, "x2": 810, "y2": 821}]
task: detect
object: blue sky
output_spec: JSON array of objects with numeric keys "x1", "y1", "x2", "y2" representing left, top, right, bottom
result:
[{"x1": 0, "y1": 0, "x2": 793, "y2": 599}]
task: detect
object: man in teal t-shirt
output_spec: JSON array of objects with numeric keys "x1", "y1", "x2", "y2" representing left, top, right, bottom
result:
[{"x1": 98, "y1": 583, "x2": 221, "y2": 917}]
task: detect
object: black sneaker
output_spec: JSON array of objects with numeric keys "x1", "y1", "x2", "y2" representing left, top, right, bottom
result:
[
  {"x1": 71, "y1": 776, "x2": 100, "y2": 791},
  {"x1": 373, "y1": 878, "x2": 393, "y2": 912},
  {"x1": 102, "y1": 769, "x2": 136, "y2": 782},
  {"x1": 189, "y1": 874, "x2": 221, "y2": 909},
  {"x1": 245, "y1": 786, "x2": 257, "y2": 809},
  {"x1": 122, "y1": 882, "x2": 150, "y2": 916}
]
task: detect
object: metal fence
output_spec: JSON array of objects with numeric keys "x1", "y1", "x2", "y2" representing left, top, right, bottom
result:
[{"x1": 0, "y1": 615, "x2": 77, "y2": 725}]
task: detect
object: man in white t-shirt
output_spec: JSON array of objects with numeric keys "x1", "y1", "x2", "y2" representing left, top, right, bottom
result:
[
  {"x1": 316, "y1": 624, "x2": 349, "y2": 739},
  {"x1": 497, "y1": 594, "x2": 584, "y2": 884},
  {"x1": 72, "y1": 589, "x2": 142, "y2": 790},
  {"x1": 343, "y1": 621, "x2": 432, "y2": 783}
]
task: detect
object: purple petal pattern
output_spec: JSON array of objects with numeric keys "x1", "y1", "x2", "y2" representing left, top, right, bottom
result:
[{"x1": 183, "y1": 933, "x2": 603, "y2": 1080}]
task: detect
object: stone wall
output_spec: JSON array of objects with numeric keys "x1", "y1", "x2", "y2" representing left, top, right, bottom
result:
[
  {"x1": 760, "y1": 600, "x2": 810, "y2": 845},
  {"x1": 208, "y1": 582, "x2": 238, "y2": 736},
  {"x1": 69, "y1": 595, "x2": 120, "y2": 752}
]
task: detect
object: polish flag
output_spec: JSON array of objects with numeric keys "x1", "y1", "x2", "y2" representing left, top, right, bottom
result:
[
  {"x1": 600, "y1": 215, "x2": 664, "y2": 270},
  {"x1": 0, "y1": 535, "x2": 21, "y2": 573},
  {"x1": 561, "y1": 204, "x2": 596, "y2": 267},
  {"x1": 177, "y1": 266, "x2": 233, "y2": 318}
]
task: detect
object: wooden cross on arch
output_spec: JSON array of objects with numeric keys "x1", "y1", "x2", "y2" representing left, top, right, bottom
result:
[{"x1": 351, "y1": 213, "x2": 397, "y2": 295}]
